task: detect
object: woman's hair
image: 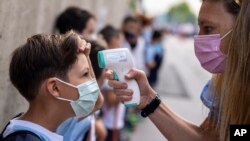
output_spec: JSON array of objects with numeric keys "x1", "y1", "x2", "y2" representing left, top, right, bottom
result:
[
  {"x1": 203, "y1": 0, "x2": 242, "y2": 140},
  {"x1": 216, "y1": 0, "x2": 250, "y2": 140},
  {"x1": 55, "y1": 7, "x2": 94, "y2": 34},
  {"x1": 9, "y1": 31, "x2": 81, "y2": 101}
]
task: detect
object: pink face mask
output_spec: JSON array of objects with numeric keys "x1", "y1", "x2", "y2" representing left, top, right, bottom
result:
[{"x1": 194, "y1": 30, "x2": 231, "y2": 73}]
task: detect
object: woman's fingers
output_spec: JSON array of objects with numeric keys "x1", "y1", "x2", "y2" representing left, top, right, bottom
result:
[
  {"x1": 78, "y1": 38, "x2": 91, "y2": 55},
  {"x1": 104, "y1": 69, "x2": 114, "y2": 80},
  {"x1": 78, "y1": 39, "x2": 87, "y2": 53},
  {"x1": 114, "y1": 89, "x2": 133, "y2": 96},
  {"x1": 84, "y1": 43, "x2": 91, "y2": 55},
  {"x1": 117, "y1": 95, "x2": 133, "y2": 102},
  {"x1": 125, "y1": 68, "x2": 146, "y2": 81},
  {"x1": 108, "y1": 80, "x2": 127, "y2": 89},
  {"x1": 114, "y1": 89, "x2": 133, "y2": 102}
]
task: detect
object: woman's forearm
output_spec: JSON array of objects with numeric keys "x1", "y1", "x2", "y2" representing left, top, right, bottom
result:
[{"x1": 149, "y1": 103, "x2": 211, "y2": 141}]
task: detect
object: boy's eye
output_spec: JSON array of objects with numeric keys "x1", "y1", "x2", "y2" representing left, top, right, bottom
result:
[{"x1": 82, "y1": 72, "x2": 89, "y2": 77}]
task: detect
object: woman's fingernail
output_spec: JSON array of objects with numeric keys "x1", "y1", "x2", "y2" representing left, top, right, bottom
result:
[{"x1": 125, "y1": 74, "x2": 130, "y2": 78}]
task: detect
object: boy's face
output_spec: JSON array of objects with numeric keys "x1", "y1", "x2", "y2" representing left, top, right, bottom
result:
[
  {"x1": 68, "y1": 54, "x2": 91, "y2": 86},
  {"x1": 57, "y1": 54, "x2": 92, "y2": 102}
]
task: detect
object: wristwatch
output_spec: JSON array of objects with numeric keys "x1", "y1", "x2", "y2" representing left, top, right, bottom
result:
[{"x1": 141, "y1": 95, "x2": 161, "y2": 118}]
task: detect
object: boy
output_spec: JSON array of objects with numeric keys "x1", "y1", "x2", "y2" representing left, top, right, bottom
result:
[{"x1": 1, "y1": 31, "x2": 103, "y2": 141}]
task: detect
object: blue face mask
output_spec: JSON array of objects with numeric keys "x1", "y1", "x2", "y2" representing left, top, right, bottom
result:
[{"x1": 55, "y1": 78, "x2": 100, "y2": 117}]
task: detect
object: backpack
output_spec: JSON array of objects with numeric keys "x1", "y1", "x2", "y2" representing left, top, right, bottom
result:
[{"x1": 0, "y1": 113, "x2": 42, "y2": 141}]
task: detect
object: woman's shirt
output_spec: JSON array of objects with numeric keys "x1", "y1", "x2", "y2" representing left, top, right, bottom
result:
[{"x1": 200, "y1": 80, "x2": 220, "y2": 122}]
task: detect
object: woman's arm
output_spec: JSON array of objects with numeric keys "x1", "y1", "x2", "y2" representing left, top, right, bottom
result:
[
  {"x1": 105, "y1": 68, "x2": 219, "y2": 141},
  {"x1": 149, "y1": 103, "x2": 219, "y2": 141}
]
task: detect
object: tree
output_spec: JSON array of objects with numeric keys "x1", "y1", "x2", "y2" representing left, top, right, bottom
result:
[{"x1": 167, "y1": 2, "x2": 196, "y2": 25}]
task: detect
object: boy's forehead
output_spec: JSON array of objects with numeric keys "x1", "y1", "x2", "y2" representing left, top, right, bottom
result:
[
  {"x1": 70, "y1": 54, "x2": 89, "y2": 73},
  {"x1": 77, "y1": 54, "x2": 89, "y2": 68}
]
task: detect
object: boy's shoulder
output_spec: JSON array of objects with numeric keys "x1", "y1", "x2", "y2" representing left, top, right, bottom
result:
[
  {"x1": 1, "y1": 130, "x2": 42, "y2": 141},
  {"x1": 1, "y1": 113, "x2": 40, "y2": 140},
  {"x1": 1, "y1": 114, "x2": 63, "y2": 141}
]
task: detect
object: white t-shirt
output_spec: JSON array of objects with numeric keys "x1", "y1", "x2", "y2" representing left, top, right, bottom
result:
[
  {"x1": 3, "y1": 118, "x2": 63, "y2": 141},
  {"x1": 102, "y1": 103, "x2": 126, "y2": 130},
  {"x1": 101, "y1": 80, "x2": 126, "y2": 130},
  {"x1": 90, "y1": 115, "x2": 96, "y2": 141}
]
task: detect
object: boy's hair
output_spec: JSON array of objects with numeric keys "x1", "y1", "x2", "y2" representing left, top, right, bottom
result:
[
  {"x1": 9, "y1": 31, "x2": 81, "y2": 101},
  {"x1": 55, "y1": 7, "x2": 94, "y2": 34},
  {"x1": 88, "y1": 40, "x2": 105, "y2": 79},
  {"x1": 99, "y1": 25, "x2": 120, "y2": 45}
]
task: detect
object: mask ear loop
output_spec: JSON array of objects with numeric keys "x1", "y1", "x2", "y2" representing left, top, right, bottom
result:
[
  {"x1": 55, "y1": 78, "x2": 78, "y2": 102},
  {"x1": 56, "y1": 97, "x2": 74, "y2": 102},
  {"x1": 221, "y1": 30, "x2": 232, "y2": 40},
  {"x1": 55, "y1": 78, "x2": 77, "y2": 88}
]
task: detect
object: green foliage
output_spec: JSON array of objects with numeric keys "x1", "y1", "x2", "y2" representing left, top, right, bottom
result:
[
  {"x1": 129, "y1": 0, "x2": 137, "y2": 11},
  {"x1": 167, "y1": 2, "x2": 196, "y2": 24}
]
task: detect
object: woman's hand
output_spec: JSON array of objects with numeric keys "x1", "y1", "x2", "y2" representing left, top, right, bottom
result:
[
  {"x1": 105, "y1": 68, "x2": 157, "y2": 109},
  {"x1": 78, "y1": 40, "x2": 94, "y2": 78}
]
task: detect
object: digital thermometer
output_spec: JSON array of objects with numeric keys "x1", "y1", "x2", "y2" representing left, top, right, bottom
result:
[{"x1": 98, "y1": 48, "x2": 140, "y2": 107}]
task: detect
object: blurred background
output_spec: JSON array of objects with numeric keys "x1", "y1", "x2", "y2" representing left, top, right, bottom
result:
[{"x1": 0, "y1": 0, "x2": 211, "y2": 140}]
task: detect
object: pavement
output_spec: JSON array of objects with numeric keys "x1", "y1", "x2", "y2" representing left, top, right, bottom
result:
[{"x1": 130, "y1": 35, "x2": 212, "y2": 141}]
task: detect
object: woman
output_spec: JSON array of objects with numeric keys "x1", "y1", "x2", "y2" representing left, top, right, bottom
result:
[{"x1": 105, "y1": 0, "x2": 248, "y2": 141}]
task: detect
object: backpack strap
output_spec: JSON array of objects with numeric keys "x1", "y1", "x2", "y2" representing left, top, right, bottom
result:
[
  {"x1": 0, "y1": 113, "x2": 42, "y2": 141},
  {"x1": 2, "y1": 130, "x2": 42, "y2": 141},
  {"x1": 0, "y1": 113, "x2": 23, "y2": 139}
]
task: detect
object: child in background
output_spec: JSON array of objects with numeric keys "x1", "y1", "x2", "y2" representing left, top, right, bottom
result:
[
  {"x1": 99, "y1": 25, "x2": 126, "y2": 141},
  {"x1": 145, "y1": 30, "x2": 164, "y2": 88}
]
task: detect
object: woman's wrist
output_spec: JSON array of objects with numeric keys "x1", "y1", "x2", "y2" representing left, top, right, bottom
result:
[
  {"x1": 148, "y1": 88, "x2": 157, "y2": 103},
  {"x1": 140, "y1": 89, "x2": 161, "y2": 118}
]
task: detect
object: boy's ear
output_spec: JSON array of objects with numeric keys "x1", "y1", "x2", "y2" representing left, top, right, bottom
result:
[{"x1": 46, "y1": 78, "x2": 60, "y2": 97}]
